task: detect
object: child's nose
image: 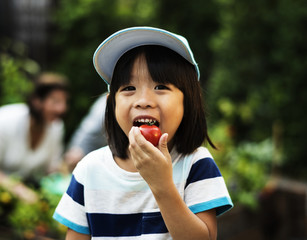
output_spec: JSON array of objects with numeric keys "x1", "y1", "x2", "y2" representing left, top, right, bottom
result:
[{"x1": 134, "y1": 89, "x2": 156, "y2": 108}]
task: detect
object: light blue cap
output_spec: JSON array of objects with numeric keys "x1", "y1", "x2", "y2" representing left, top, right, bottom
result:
[{"x1": 93, "y1": 26, "x2": 200, "y2": 85}]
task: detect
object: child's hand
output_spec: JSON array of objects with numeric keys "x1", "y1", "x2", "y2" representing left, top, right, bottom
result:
[{"x1": 128, "y1": 127, "x2": 173, "y2": 193}]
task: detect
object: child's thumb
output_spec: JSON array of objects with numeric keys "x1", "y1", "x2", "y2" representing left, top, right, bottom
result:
[{"x1": 158, "y1": 133, "x2": 169, "y2": 154}]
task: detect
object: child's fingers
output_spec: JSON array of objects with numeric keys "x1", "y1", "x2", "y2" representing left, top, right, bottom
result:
[
  {"x1": 129, "y1": 127, "x2": 156, "y2": 152},
  {"x1": 129, "y1": 127, "x2": 146, "y2": 148},
  {"x1": 128, "y1": 127, "x2": 170, "y2": 167},
  {"x1": 158, "y1": 133, "x2": 168, "y2": 146},
  {"x1": 128, "y1": 127, "x2": 151, "y2": 157},
  {"x1": 158, "y1": 133, "x2": 169, "y2": 153}
]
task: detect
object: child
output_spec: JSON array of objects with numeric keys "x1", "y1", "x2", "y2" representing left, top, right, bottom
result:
[{"x1": 53, "y1": 26, "x2": 233, "y2": 240}]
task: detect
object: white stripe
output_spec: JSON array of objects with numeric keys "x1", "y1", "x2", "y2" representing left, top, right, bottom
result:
[
  {"x1": 85, "y1": 167, "x2": 148, "y2": 191},
  {"x1": 86, "y1": 188, "x2": 159, "y2": 214},
  {"x1": 55, "y1": 193, "x2": 88, "y2": 227},
  {"x1": 184, "y1": 176, "x2": 230, "y2": 206}
]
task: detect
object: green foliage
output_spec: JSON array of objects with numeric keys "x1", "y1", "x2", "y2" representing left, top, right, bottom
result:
[
  {"x1": 208, "y1": 0, "x2": 307, "y2": 177},
  {"x1": 209, "y1": 122, "x2": 273, "y2": 209},
  {"x1": 154, "y1": 0, "x2": 220, "y2": 85},
  {"x1": 0, "y1": 39, "x2": 39, "y2": 105},
  {"x1": 0, "y1": 173, "x2": 70, "y2": 239},
  {"x1": 0, "y1": 184, "x2": 63, "y2": 239},
  {"x1": 226, "y1": 139, "x2": 273, "y2": 208},
  {"x1": 8, "y1": 190, "x2": 66, "y2": 239},
  {"x1": 2, "y1": 173, "x2": 71, "y2": 239},
  {"x1": 0, "y1": 56, "x2": 34, "y2": 105},
  {"x1": 0, "y1": 186, "x2": 17, "y2": 227}
]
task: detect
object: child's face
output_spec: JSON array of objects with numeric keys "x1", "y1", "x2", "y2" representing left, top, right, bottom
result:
[{"x1": 115, "y1": 55, "x2": 184, "y2": 146}]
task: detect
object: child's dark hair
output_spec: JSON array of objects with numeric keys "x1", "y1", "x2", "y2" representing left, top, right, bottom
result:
[{"x1": 105, "y1": 45, "x2": 215, "y2": 159}]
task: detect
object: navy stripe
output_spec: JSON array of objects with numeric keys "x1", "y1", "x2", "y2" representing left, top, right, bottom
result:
[
  {"x1": 66, "y1": 175, "x2": 84, "y2": 206},
  {"x1": 185, "y1": 158, "x2": 222, "y2": 188},
  {"x1": 142, "y1": 212, "x2": 168, "y2": 234},
  {"x1": 87, "y1": 212, "x2": 168, "y2": 237}
]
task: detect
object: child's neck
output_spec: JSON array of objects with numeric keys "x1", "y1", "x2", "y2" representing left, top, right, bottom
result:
[{"x1": 114, "y1": 156, "x2": 138, "y2": 172}]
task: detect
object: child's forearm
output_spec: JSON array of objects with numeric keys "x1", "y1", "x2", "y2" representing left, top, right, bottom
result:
[
  {"x1": 65, "y1": 228, "x2": 91, "y2": 240},
  {"x1": 151, "y1": 182, "x2": 217, "y2": 240}
]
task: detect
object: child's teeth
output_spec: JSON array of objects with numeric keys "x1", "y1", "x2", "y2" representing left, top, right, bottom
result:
[{"x1": 136, "y1": 118, "x2": 156, "y2": 124}]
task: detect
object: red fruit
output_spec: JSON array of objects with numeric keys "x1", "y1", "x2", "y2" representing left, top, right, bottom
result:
[{"x1": 139, "y1": 125, "x2": 162, "y2": 146}]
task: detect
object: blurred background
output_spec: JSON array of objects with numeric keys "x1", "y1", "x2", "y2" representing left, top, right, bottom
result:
[{"x1": 0, "y1": 0, "x2": 307, "y2": 239}]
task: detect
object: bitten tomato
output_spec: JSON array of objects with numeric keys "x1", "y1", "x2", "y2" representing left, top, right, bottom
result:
[{"x1": 139, "y1": 125, "x2": 162, "y2": 146}]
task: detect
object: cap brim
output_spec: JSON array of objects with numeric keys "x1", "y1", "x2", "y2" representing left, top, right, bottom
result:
[{"x1": 93, "y1": 27, "x2": 199, "y2": 85}]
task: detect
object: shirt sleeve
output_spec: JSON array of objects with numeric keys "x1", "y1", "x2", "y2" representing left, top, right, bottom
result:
[
  {"x1": 53, "y1": 160, "x2": 90, "y2": 234},
  {"x1": 184, "y1": 148, "x2": 233, "y2": 216}
]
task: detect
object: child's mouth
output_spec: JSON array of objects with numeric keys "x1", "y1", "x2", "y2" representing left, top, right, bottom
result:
[{"x1": 133, "y1": 118, "x2": 160, "y2": 127}]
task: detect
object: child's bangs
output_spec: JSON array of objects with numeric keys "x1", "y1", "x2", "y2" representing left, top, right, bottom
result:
[
  {"x1": 144, "y1": 46, "x2": 197, "y2": 90},
  {"x1": 111, "y1": 45, "x2": 197, "y2": 93},
  {"x1": 110, "y1": 52, "x2": 137, "y2": 93}
]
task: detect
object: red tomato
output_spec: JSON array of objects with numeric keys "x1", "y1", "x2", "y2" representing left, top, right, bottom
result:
[{"x1": 139, "y1": 125, "x2": 162, "y2": 146}]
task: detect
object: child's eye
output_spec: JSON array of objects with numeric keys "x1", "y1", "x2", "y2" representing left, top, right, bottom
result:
[
  {"x1": 121, "y1": 86, "x2": 135, "y2": 91},
  {"x1": 154, "y1": 84, "x2": 170, "y2": 90}
]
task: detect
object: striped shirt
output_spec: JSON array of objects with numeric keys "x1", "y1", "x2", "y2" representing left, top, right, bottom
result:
[{"x1": 53, "y1": 146, "x2": 233, "y2": 239}]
